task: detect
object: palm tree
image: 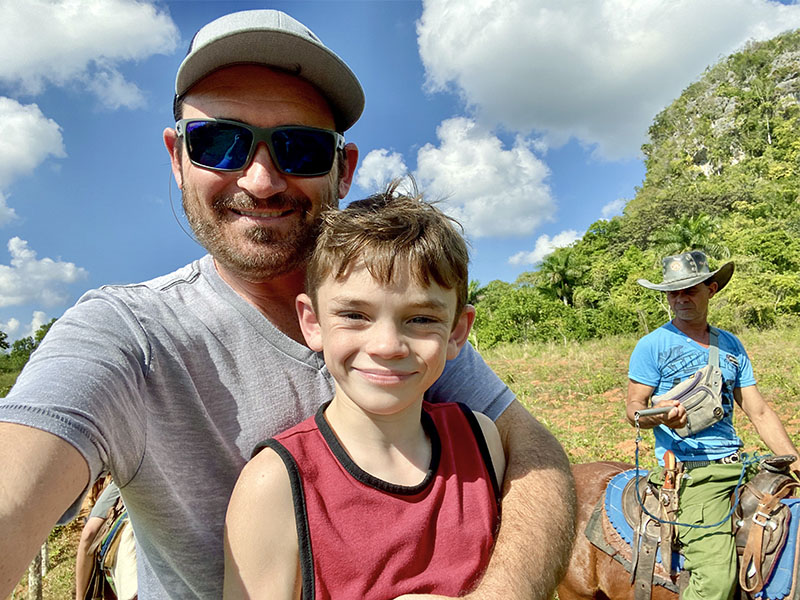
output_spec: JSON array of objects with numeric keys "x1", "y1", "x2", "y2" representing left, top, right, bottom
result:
[
  {"x1": 536, "y1": 247, "x2": 585, "y2": 306},
  {"x1": 467, "y1": 280, "x2": 486, "y2": 306},
  {"x1": 650, "y1": 213, "x2": 730, "y2": 260}
]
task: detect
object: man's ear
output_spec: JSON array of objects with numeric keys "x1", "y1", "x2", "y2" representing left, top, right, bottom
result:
[
  {"x1": 163, "y1": 127, "x2": 184, "y2": 190},
  {"x1": 296, "y1": 293, "x2": 323, "y2": 352},
  {"x1": 337, "y1": 142, "x2": 359, "y2": 200},
  {"x1": 707, "y1": 281, "x2": 719, "y2": 298},
  {"x1": 447, "y1": 305, "x2": 476, "y2": 360}
]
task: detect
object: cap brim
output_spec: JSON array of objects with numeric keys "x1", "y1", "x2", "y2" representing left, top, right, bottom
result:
[{"x1": 176, "y1": 30, "x2": 364, "y2": 131}]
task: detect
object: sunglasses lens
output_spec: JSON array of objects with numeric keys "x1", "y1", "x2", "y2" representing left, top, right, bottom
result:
[
  {"x1": 271, "y1": 128, "x2": 337, "y2": 176},
  {"x1": 185, "y1": 121, "x2": 253, "y2": 170}
]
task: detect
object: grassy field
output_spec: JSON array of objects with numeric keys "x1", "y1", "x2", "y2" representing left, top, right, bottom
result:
[
  {"x1": 10, "y1": 325, "x2": 800, "y2": 598},
  {"x1": 482, "y1": 325, "x2": 800, "y2": 469}
]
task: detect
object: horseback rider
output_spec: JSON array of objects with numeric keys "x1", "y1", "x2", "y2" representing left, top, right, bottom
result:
[
  {"x1": 75, "y1": 480, "x2": 137, "y2": 600},
  {"x1": 626, "y1": 250, "x2": 800, "y2": 600}
]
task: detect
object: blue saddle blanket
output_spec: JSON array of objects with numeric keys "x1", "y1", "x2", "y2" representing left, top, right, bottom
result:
[{"x1": 604, "y1": 469, "x2": 800, "y2": 600}]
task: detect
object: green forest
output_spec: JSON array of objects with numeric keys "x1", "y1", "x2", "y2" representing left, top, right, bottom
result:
[
  {"x1": 470, "y1": 30, "x2": 800, "y2": 349},
  {"x1": 0, "y1": 319, "x2": 55, "y2": 393}
]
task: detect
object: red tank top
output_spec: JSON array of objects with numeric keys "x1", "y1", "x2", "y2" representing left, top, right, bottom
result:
[{"x1": 259, "y1": 401, "x2": 500, "y2": 599}]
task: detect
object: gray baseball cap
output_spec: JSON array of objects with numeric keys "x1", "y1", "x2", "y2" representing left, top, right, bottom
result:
[
  {"x1": 637, "y1": 251, "x2": 734, "y2": 292},
  {"x1": 175, "y1": 9, "x2": 365, "y2": 132}
]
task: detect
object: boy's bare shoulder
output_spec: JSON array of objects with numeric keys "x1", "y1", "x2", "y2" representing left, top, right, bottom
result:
[
  {"x1": 237, "y1": 446, "x2": 292, "y2": 497},
  {"x1": 472, "y1": 410, "x2": 506, "y2": 486}
]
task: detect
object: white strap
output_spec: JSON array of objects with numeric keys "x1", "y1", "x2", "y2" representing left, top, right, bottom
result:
[{"x1": 708, "y1": 326, "x2": 719, "y2": 367}]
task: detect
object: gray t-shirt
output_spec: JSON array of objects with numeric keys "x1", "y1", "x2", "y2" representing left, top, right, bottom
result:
[{"x1": 0, "y1": 255, "x2": 514, "y2": 599}]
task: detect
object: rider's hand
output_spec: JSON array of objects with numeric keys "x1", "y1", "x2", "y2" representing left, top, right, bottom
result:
[{"x1": 661, "y1": 401, "x2": 687, "y2": 430}]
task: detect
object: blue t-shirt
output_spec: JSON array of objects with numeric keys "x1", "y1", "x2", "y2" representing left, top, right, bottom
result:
[{"x1": 628, "y1": 322, "x2": 756, "y2": 464}]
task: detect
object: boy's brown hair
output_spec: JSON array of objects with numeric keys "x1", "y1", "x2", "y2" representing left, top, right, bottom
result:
[{"x1": 305, "y1": 178, "x2": 470, "y2": 326}]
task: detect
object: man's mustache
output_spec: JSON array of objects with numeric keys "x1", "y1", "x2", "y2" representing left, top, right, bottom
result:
[{"x1": 211, "y1": 193, "x2": 312, "y2": 214}]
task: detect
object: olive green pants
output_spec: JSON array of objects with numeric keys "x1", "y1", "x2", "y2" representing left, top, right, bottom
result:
[{"x1": 651, "y1": 462, "x2": 751, "y2": 600}]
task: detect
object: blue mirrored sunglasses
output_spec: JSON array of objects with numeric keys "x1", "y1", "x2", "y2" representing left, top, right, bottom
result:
[{"x1": 176, "y1": 118, "x2": 345, "y2": 177}]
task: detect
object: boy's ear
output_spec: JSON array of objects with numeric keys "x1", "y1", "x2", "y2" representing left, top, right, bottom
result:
[
  {"x1": 296, "y1": 293, "x2": 323, "y2": 352},
  {"x1": 447, "y1": 305, "x2": 476, "y2": 360}
]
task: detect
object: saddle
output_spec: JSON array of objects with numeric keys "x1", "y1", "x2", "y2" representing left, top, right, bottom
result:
[
  {"x1": 585, "y1": 458, "x2": 800, "y2": 600},
  {"x1": 85, "y1": 494, "x2": 130, "y2": 600},
  {"x1": 734, "y1": 458, "x2": 800, "y2": 595}
]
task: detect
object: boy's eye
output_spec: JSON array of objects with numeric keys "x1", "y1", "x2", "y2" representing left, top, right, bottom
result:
[{"x1": 341, "y1": 312, "x2": 366, "y2": 321}]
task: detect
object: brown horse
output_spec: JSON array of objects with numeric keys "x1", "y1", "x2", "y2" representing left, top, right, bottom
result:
[{"x1": 557, "y1": 461, "x2": 677, "y2": 600}]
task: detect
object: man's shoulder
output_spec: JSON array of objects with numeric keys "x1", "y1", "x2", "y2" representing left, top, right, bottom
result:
[
  {"x1": 710, "y1": 324, "x2": 740, "y2": 342},
  {"x1": 74, "y1": 257, "x2": 212, "y2": 310},
  {"x1": 99, "y1": 256, "x2": 207, "y2": 296},
  {"x1": 635, "y1": 323, "x2": 675, "y2": 348},
  {"x1": 710, "y1": 325, "x2": 747, "y2": 354}
]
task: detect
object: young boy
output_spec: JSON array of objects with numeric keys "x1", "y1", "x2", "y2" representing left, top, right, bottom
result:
[{"x1": 223, "y1": 182, "x2": 506, "y2": 599}]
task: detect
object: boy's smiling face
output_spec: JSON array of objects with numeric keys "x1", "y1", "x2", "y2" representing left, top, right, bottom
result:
[{"x1": 297, "y1": 263, "x2": 473, "y2": 417}]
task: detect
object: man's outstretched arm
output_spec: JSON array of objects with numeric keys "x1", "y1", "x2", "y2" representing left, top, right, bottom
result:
[{"x1": 0, "y1": 422, "x2": 89, "y2": 597}]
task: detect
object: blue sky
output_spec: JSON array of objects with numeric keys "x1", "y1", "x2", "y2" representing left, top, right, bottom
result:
[{"x1": 0, "y1": 0, "x2": 799, "y2": 341}]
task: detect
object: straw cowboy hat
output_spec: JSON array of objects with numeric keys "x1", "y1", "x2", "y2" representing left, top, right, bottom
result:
[{"x1": 637, "y1": 250, "x2": 734, "y2": 292}]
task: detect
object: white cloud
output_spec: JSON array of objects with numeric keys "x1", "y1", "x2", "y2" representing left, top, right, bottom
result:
[
  {"x1": 0, "y1": 98, "x2": 64, "y2": 224},
  {"x1": 0, "y1": 238, "x2": 88, "y2": 308},
  {"x1": 1, "y1": 317, "x2": 20, "y2": 337},
  {"x1": 83, "y1": 64, "x2": 147, "y2": 110},
  {"x1": 418, "y1": 0, "x2": 800, "y2": 160},
  {"x1": 601, "y1": 198, "x2": 627, "y2": 219},
  {"x1": 508, "y1": 229, "x2": 582, "y2": 266},
  {"x1": 0, "y1": 311, "x2": 49, "y2": 342},
  {"x1": 0, "y1": 0, "x2": 179, "y2": 109},
  {"x1": 0, "y1": 193, "x2": 18, "y2": 227},
  {"x1": 415, "y1": 117, "x2": 554, "y2": 238},
  {"x1": 0, "y1": 98, "x2": 65, "y2": 189},
  {"x1": 355, "y1": 149, "x2": 409, "y2": 193},
  {"x1": 26, "y1": 310, "x2": 49, "y2": 340}
]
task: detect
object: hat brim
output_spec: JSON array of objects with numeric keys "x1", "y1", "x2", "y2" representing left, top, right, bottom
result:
[{"x1": 638, "y1": 261, "x2": 734, "y2": 292}]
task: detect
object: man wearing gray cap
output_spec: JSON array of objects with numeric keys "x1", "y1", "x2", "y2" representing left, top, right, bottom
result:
[
  {"x1": 0, "y1": 9, "x2": 574, "y2": 599},
  {"x1": 627, "y1": 250, "x2": 798, "y2": 600}
]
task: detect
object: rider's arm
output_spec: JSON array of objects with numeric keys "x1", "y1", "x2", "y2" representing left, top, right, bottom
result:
[
  {"x1": 75, "y1": 515, "x2": 106, "y2": 600},
  {"x1": 626, "y1": 379, "x2": 686, "y2": 430},
  {"x1": 224, "y1": 447, "x2": 300, "y2": 600},
  {"x1": 736, "y1": 385, "x2": 800, "y2": 472},
  {"x1": 0, "y1": 423, "x2": 89, "y2": 597}
]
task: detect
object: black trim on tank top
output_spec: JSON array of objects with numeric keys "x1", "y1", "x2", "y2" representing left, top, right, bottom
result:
[
  {"x1": 457, "y1": 403, "x2": 503, "y2": 515},
  {"x1": 314, "y1": 400, "x2": 442, "y2": 495},
  {"x1": 259, "y1": 439, "x2": 315, "y2": 600}
]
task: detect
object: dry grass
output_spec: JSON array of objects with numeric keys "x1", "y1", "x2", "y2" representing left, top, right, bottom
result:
[{"x1": 481, "y1": 325, "x2": 800, "y2": 469}]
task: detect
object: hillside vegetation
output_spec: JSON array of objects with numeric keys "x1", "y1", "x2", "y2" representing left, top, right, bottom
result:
[{"x1": 471, "y1": 29, "x2": 800, "y2": 349}]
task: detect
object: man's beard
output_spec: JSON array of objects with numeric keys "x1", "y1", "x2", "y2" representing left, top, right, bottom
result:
[{"x1": 182, "y1": 183, "x2": 338, "y2": 282}]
